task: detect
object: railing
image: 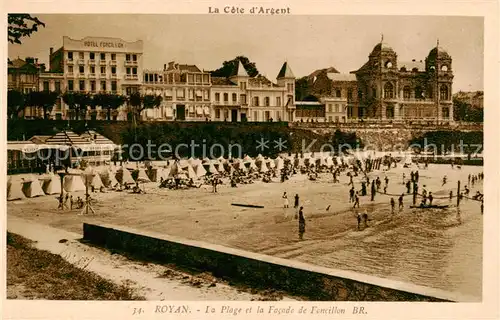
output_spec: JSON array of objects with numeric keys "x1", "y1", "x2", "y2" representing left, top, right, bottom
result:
[
  {"x1": 99, "y1": 60, "x2": 107, "y2": 66},
  {"x1": 88, "y1": 59, "x2": 96, "y2": 65},
  {"x1": 89, "y1": 73, "x2": 96, "y2": 79},
  {"x1": 111, "y1": 74, "x2": 118, "y2": 79},
  {"x1": 77, "y1": 60, "x2": 85, "y2": 65},
  {"x1": 164, "y1": 96, "x2": 173, "y2": 101},
  {"x1": 66, "y1": 59, "x2": 74, "y2": 64},
  {"x1": 109, "y1": 60, "x2": 117, "y2": 66},
  {"x1": 125, "y1": 74, "x2": 138, "y2": 80},
  {"x1": 125, "y1": 60, "x2": 138, "y2": 66}
]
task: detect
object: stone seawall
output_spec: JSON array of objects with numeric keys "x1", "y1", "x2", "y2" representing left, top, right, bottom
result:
[{"x1": 82, "y1": 223, "x2": 473, "y2": 302}]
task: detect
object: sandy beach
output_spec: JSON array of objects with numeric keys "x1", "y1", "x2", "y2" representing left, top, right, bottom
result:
[{"x1": 7, "y1": 163, "x2": 483, "y2": 300}]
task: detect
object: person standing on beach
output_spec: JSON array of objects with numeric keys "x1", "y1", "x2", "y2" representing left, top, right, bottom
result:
[
  {"x1": 294, "y1": 194, "x2": 299, "y2": 208},
  {"x1": 353, "y1": 193, "x2": 360, "y2": 208},
  {"x1": 362, "y1": 210, "x2": 369, "y2": 228},
  {"x1": 390, "y1": 197, "x2": 395, "y2": 214},
  {"x1": 282, "y1": 192, "x2": 289, "y2": 208},
  {"x1": 357, "y1": 212, "x2": 362, "y2": 230},
  {"x1": 371, "y1": 181, "x2": 376, "y2": 201},
  {"x1": 398, "y1": 194, "x2": 404, "y2": 211},
  {"x1": 428, "y1": 192, "x2": 434, "y2": 206},
  {"x1": 349, "y1": 187, "x2": 355, "y2": 203},
  {"x1": 298, "y1": 207, "x2": 306, "y2": 240}
]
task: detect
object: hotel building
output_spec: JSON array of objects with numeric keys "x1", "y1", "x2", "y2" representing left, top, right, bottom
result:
[{"x1": 41, "y1": 36, "x2": 143, "y2": 120}]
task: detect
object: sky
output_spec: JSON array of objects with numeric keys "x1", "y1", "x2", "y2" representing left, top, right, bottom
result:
[{"x1": 8, "y1": 14, "x2": 484, "y2": 92}]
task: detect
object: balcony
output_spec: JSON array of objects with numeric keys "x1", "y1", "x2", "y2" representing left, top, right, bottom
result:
[
  {"x1": 99, "y1": 60, "x2": 107, "y2": 66},
  {"x1": 66, "y1": 59, "x2": 74, "y2": 65},
  {"x1": 111, "y1": 73, "x2": 118, "y2": 79},
  {"x1": 88, "y1": 59, "x2": 96, "y2": 65},
  {"x1": 77, "y1": 60, "x2": 85, "y2": 66},
  {"x1": 109, "y1": 60, "x2": 117, "y2": 66},
  {"x1": 89, "y1": 73, "x2": 96, "y2": 79},
  {"x1": 67, "y1": 72, "x2": 74, "y2": 78},
  {"x1": 125, "y1": 74, "x2": 138, "y2": 80},
  {"x1": 124, "y1": 60, "x2": 138, "y2": 66},
  {"x1": 165, "y1": 96, "x2": 173, "y2": 101}
]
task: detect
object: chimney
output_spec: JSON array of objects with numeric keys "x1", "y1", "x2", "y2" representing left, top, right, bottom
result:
[
  {"x1": 164, "y1": 64, "x2": 167, "y2": 71},
  {"x1": 175, "y1": 63, "x2": 179, "y2": 70},
  {"x1": 50, "y1": 47, "x2": 53, "y2": 56},
  {"x1": 168, "y1": 61, "x2": 175, "y2": 69}
]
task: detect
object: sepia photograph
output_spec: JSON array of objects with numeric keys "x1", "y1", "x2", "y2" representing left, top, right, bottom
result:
[{"x1": 2, "y1": 6, "x2": 498, "y2": 320}]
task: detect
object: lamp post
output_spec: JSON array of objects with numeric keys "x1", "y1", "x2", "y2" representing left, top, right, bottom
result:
[{"x1": 57, "y1": 171, "x2": 66, "y2": 210}]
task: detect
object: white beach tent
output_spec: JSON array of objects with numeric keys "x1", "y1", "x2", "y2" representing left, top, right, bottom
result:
[
  {"x1": 42, "y1": 174, "x2": 62, "y2": 195},
  {"x1": 194, "y1": 164, "x2": 207, "y2": 177},
  {"x1": 136, "y1": 168, "x2": 152, "y2": 183},
  {"x1": 100, "y1": 169, "x2": 118, "y2": 187},
  {"x1": 22, "y1": 176, "x2": 45, "y2": 198},
  {"x1": 7, "y1": 176, "x2": 26, "y2": 201},
  {"x1": 205, "y1": 163, "x2": 219, "y2": 174},
  {"x1": 90, "y1": 173, "x2": 104, "y2": 189},
  {"x1": 243, "y1": 155, "x2": 253, "y2": 163},
  {"x1": 258, "y1": 161, "x2": 269, "y2": 173},
  {"x1": 116, "y1": 167, "x2": 135, "y2": 185},
  {"x1": 275, "y1": 157, "x2": 284, "y2": 170},
  {"x1": 63, "y1": 174, "x2": 86, "y2": 192}
]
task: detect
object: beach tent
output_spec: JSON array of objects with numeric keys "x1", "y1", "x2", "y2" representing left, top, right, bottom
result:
[
  {"x1": 22, "y1": 176, "x2": 45, "y2": 198},
  {"x1": 275, "y1": 157, "x2": 284, "y2": 170},
  {"x1": 202, "y1": 157, "x2": 211, "y2": 164},
  {"x1": 258, "y1": 161, "x2": 269, "y2": 173},
  {"x1": 243, "y1": 155, "x2": 253, "y2": 163},
  {"x1": 42, "y1": 174, "x2": 62, "y2": 195},
  {"x1": 267, "y1": 159, "x2": 276, "y2": 169},
  {"x1": 63, "y1": 174, "x2": 86, "y2": 192},
  {"x1": 136, "y1": 168, "x2": 151, "y2": 183},
  {"x1": 184, "y1": 164, "x2": 197, "y2": 179},
  {"x1": 7, "y1": 177, "x2": 26, "y2": 201},
  {"x1": 194, "y1": 164, "x2": 207, "y2": 177},
  {"x1": 100, "y1": 169, "x2": 118, "y2": 187},
  {"x1": 326, "y1": 156, "x2": 334, "y2": 168},
  {"x1": 116, "y1": 167, "x2": 135, "y2": 185},
  {"x1": 204, "y1": 162, "x2": 219, "y2": 174}
]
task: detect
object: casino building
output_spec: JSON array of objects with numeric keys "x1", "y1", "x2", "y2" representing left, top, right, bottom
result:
[{"x1": 41, "y1": 36, "x2": 143, "y2": 120}]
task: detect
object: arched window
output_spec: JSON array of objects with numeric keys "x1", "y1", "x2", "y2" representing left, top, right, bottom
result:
[
  {"x1": 415, "y1": 86, "x2": 423, "y2": 99},
  {"x1": 386, "y1": 105, "x2": 394, "y2": 119},
  {"x1": 440, "y1": 85, "x2": 449, "y2": 100},
  {"x1": 384, "y1": 82, "x2": 394, "y2": 99},
  {"x1": 403, "y1": 86, "x2": 411, "y2": 99}
]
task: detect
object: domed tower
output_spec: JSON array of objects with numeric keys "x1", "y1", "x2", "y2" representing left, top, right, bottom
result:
[
  {"x1": 426, "y1": 40, "x2": 454, "y2": 122},
  {"x1": 357, "y1": 36, "x2": 399, "y2": 119}
]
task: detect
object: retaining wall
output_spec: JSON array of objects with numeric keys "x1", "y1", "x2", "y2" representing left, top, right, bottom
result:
[{"x1": 83, "y1": 223, "x2": 472, "y2": 302}]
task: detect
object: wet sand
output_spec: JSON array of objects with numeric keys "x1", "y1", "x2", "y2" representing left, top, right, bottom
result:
[{"x1": 7, "y1": 163, "x2": 483, "y2": 299}]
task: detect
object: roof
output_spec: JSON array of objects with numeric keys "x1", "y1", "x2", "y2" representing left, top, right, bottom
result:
[
  {"x1": 428, "y1": 46, "x2": 451, "y2": 60},
  {"x1": 309, "y1": 67, "x2": 340, "y2": 79},
  {"x1": 211, "y1": 77, "x2": 237, "y2": 86},
  {"x1": 45, "y1": 131, "x2": 90, "y2": 146},
  {"x1": 327, "y1": 73, "x2": 357, "y2": 82},
  {"x1": 230, "y1": 60, "x2": 250, "y2": 77},
  {"x1": 80, "y1": 130, "x2": 115, "y2": 145},
  {"x1": 29, "y1": 135, "x2": 52, "y2": 144},
  {"x1": 249, "y1": 75, "x2": 277, "y2": 87},
  {"x1": 371, "y1": 42, "x2": 395, "y2": 55},
  {"x1": 8, "y1": 58, "x2": 27, "y2": 68},
  {"x1": 277, "y1": 62, "x2": 295, "y2": 79},
  {"x1": 295, "y1": 101, "x2": 323, "y2": 106},
  {"x1": 399, "y1": 61, "x2": 425, "y2": 72},
  {"x1": 178, "y1": 64, "x2": 201, "y2": 73}
]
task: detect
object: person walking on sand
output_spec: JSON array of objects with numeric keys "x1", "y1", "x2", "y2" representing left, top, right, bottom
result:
[
  {"x1": 282, "y1": 192, "x2": 289, "y2": 208},
  {"x1": 398, "y1": 193, "x2": 404, "y2": 211},
  {"x1": 353, "y1": 193, "x2": 360, "y2": 208},
  {"x1": 294, "y1": 194, "x2": 300, "y2": 208},
  {"x1": 362, "y1": 210, "x2": 369, "y2": 228},
  {"x1": 349, "y1": 187, "x2": 355, "y2": 203},
  {"x1": 428, "y1": 192, "x2": 434, "y2": 206},
  {"x1": 298, "y1": 207, "x2": 306, "y2": 240},
  {"x1": 390, "y1": 197, "x2": 395, "y2": 214},
  {"x1": 442, "y1": 175, "x2": 447, "y2": 186},
  {"x1": 357, "y1": 212, "x2": 362, "y2": 230}
]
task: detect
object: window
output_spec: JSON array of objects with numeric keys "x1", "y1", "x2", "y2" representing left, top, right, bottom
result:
[
  {"x1": 276, "y1": 97, "x2": 281, "y2": 106},
  {"x1": 240, "y1": 82, "x2": 246, "y2": 90},
  {"x1": 126, "y1": 68, "x2": 131, "y2": 75},
  {"x1": 100, "y1": 53, "x2": 106, "y2": 60},
  {"x1": 111, "y1": 81, "x2": 117, "y2": 92},
  {"x1": 232, "y1": 93, "x2": 237, "y2": 102},
  {"x1": 287, "y1": 83, "x2": 293, "y2": 93},
  {"x1": 403, "y1": 86, "x2": 411, "y2": 99},
  {"x1": 428, "y1": 88, "x2": 433, "y2": 99},
  {"x1": 440, "y1": 85, "x2": 449, "y2": 100},
  {"x1": 347, "y1": 89, "x2": 353, "y2": 100},
  {"x1": 177, "y1": 89, "x2": 185, "y2": 98},
  {"x1": 68, "y1": 80, "x2": 74, "y2": 91},
  {"x1": 132, "y1": 68, "x2": 137, "y2": 75},
  {"x1": 149, "y1": 74, "x2": 153, "y2": 82},
  {"x1": 253, "y1": 111, "x2": 258, "y2": 121},
  {"x1": 204, "y1": 90, "x2": 209, "y2": 100},
  {"x1": 203, "y1": 74, "x2": 209, "y2": 83},
  {"x1": 100, "y1": 66, "x2": 106, "y2": 74},
  {"x1": 215, "y1": 93, "x2": 220, "y2": 102},
  {"x1": 335, "y1": 116, "x2": 339, "y2": 122},
  {"x1": 68, "y1": 66, "x2": 74, "y2": 74},
  {"x1": 79, "y1": 52, "x2": 84, "y2": 59},
  {"x1": 154, "y1": 74, "x2": 158, "y2": 82},
  {"x1": 79, "y1": 65, "x2": 84, "y2": 74},
  {"x1": 336, "y1": 89, "x2": 341, "y2": 98},
  {"x1": 132, "y1": 54, "x2": 137, "y2": 61},
  {"x1": 42, "y1": 81, "x2": 49, "y2": 91},
  {"x1": 68, "y1": 52, "x2": 73, "y2": 60},
  {"x1": 90, "y1": 81, "x2": 96, "y2": 92},
  {"x1": 223, "y1": 93, "x2": 229, "y2": 102},
  {"x1": 126, "y1": 54, "x2": 131, "y2": 61},
  {"x1": 195, "y1": 74, "x2": 201, "y2": 83},
  {"x1": 254, "y1": 97, "x2": 259, "y2": 106},
  {"x1": 188, "y1": 89, "x2": 194, "y2": 100},
  {"x1": 101, "y1": 81, "x2": 106, "y2": 91},
  {"x1": 415, "y1": 86, "x2": 424, "y2": 99},
  {"x1": 265, "y1": 97, "x2": 270, "y2": 107},
  {"x1": 111, "y1": 53, "x2": 116, "y2": 61},
  {"x1": 89, "y1": 52, "x2": 95, "y2": 60},
  {"x1": 144, "y1": 73, "x2": 148, "y2": 82},
  {"x1": 90, "y1": 66, "x2": 95, "y2": 74},
  {"x1": 215, "y1": 109, "x2": 221, "y2": 119},
  {"x1": 442, "y1": 106, "x2": 450, "y2": 118},
  {"x1": 111, "y1": 67, "x2": 116, "y2": 74},
  {"x1": 384, "y1": 82, "x2": 394, "y2": 99},
  {"x1": 240, "y1": 94, "x2": 247, "y2": 104},
  {"x1": 79, "y1": 80, "x2": 85, "y2": 91},
  {"x1": 328, "y1": 116, "x2": 333, "y2": 122},
  {"x1": 55, "y1": 81, "x2": 61, "y2": 93}
]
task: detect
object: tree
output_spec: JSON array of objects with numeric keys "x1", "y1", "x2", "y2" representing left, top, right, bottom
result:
[
  {"x1": 26, "y1": 91, "x2": 59, "y2": 119},
  {"x1": 92, "y1": 93, "x2": 126, "y2": 120},
  {"x1": 8, "y1": 14, "x2": 45, "y2": 44},
  {"x1": 7, "y1": 90, "x2": 25, "y2": 119},
  {"x1": 295, "y1": 77, "x2": 310, "y2": 101},
  {"x1": 129, "y1": 93, "x2": 163, "y2": 123},
  {"x1": 211, "y1": 56, "x2": 259, "y2": 78},
  {"x1": 62, "y1": 92, "x2": 92, "y2": 120}
]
